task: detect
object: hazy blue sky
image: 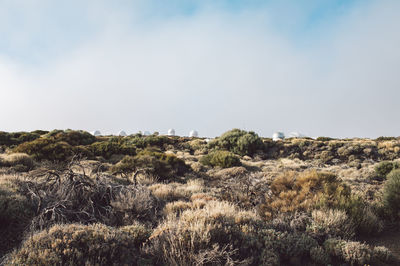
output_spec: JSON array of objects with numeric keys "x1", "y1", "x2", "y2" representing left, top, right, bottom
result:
[{"x1": 1, "y1": 0, "x2": 399, "y2": 138}]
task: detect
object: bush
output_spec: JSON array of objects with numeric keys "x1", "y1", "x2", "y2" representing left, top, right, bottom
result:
[
  {"x1": 375, "y1": 161, "x2": 400, "y2": 179},
  {"x1": 309, "y1": 209, "x2": 355, "y2": 240},
  {"x1": 14, "y1": 138, "x2": 75, "y2": 161},
  {"x1": 4, "y1": 223, "x2": 143, "y2": 265},
  {"x1": 112, "y1": 149, "x2": 188, "y2": 180},
  {"x1": 260, "y1": 171, "x2": 352, "y2": 219},
  {"x1": 209, "y1": 129, "x2": 264, "y2": 156},
  {"x1": 126, "y1": 134, "x2": 172, "y2": 150},
  {"x1": 260, "y1": 229, "x2": 319, "y2": 265},
  {"x1": 46, "y1": 129, "x2": 97, "y2": 146},
  {"x1": 0, "y1": 153, "x2": 34, "y2": 171},
  {"x1": 0, "y1": 131, "x2": 41, "y2": 147},
  {"x1": 148, "y1": 200, "x2": 262, "y2": 265},
  {"x1": 323, "y1": 238, "x2": 394, "y2": 265},
  {"x1": 383, "y1": 169, "x2": 400, "y2": 219},
  {"x1": 0, "y1": 177, "x2": 36, "y2": 256},
  {"x1": 90, "y1": 139, "x2": 136, "y2": 159},
  {"x1": 200, "y1": 150, "x2": 241, "y2": 168}
]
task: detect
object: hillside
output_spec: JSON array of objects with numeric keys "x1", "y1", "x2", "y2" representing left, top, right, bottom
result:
[{"x1": 0, "y1": 129, "x2": 399, "y2": 265}]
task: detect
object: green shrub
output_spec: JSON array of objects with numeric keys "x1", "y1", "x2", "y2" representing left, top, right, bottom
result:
[
  {"x1": 260, "y1": 229, "x2": 319, "y2": 265},
  {"x1": 209, "y1": 129, "x2": 264, "y2": 156},
  {"x1": 90, "y1": 139, "x2": 136, "y2": 159},
  {"x1": 14, "y1": 138, "x2": 75, "y2": 161},
  {"x1": 200, "y1": 150, "x2": 241, "y2": 168},
  {"x1": 375, "y1": 161, "x2": 400, "y2": 179},
  {"x1": 316, "y1": 136, "x2": 334, "y2": 141},
  {"x1": 0, "y1": 131, "x2": 41, "y2": 147},
  {"x1": 46, "y1": 129, "x2": 97, "y2": 146},
  {"x1": 4, "y1": 223, "x2": 142, "y2": 266},
  {"x1": 383, "y1": 169, "x2": 400, "y2": 218},
  {"x1": 126, "y1": 134, "x2": 172, "y2": 149},
  {"x1": 111, "y1": 149, "x2": 188, "y2": 180}
]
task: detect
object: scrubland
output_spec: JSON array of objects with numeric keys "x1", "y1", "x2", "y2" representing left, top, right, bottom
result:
[{"x1": 0, "y1": 129, "x2": 400, "y2": 265}]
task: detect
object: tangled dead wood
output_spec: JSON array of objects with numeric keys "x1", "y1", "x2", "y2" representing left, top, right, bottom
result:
[{"x1": 15, "y1": 157, "x2": 160, "y2": 231}]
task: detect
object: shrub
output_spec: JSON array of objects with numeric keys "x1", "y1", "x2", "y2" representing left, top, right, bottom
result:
[
  {"x1": 316, "y1": 137, "x2": 334, "y2": 141},
  {"x1": 112, "y1": 149, "x2": 188, "y2": 180},
  {"x1": 375, "y1": 161, "x2": 400, "y2": 179},
  {"x1": 261, "y1": 171, "x2": 352, "y2": 219},
  {"x1": 260, "y1": 229, "x2": 319, "y2": 265},
  {"x1": 90, "y1": 139, "x2": 136, "y2": 159},
  {"x1": 383, "y1": 169, "x2": 400, "y2": 218},
  {"x1": 126, "y1": 134, "x2": 172, "y2": 149},
  {"x1": 0, "y1": 131, "x2": 41, "y2": 147},
  {"x1": 0, "y1": 153, "x2": 34, "y2": 171},
  {"x1": 148, "y1": 200, "x2": 262, "y2": 265},
  {"x1": 46, "y1": 129, "x2": 97, "y2": 146},
  {"x1": 0, "y1": 177, "x2": 36, "y2": 256},
  {"x1": 323, "y1": 238, "x2": 394, "y2": 265},
  {"x1": 14, "y1": 138, "x2": 75, "y2": 161},
  {"x1": 4, "y1": 223, "x2": 142, "y2": 265},
  {"x1": 200, "y1": 150, "x2": 241, "y2": 168},
  {"x1": 209, "y1": 129, "x2": 264, "y2": 156},
  {"x1": 309, "y1": 209, "x2": 355, "y2": 240}
]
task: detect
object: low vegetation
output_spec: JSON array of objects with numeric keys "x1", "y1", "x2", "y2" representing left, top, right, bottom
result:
[{"x1": 0, "y1": 129, "x2": 399, "y2": 265}]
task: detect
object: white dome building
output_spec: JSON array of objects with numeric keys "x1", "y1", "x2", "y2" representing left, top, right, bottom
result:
[
  {"x1": 189, "y1": 130, "x2": 198, "y2": 137},
  {"x1": 167, "y1": 129, "x2": 175, "y2": 136},
  {"x1": 118, "y1": 130, "x2": 127, "y2": 137},
  {"x1": 272, "y1": 132, "x2": 285, "y2": 141},
  {"x1": 143, "y1": 131, "x2": 151, "y2": 136},
  {"x1": 91, "y1": 130, "x2": 101, "y2": 136}
]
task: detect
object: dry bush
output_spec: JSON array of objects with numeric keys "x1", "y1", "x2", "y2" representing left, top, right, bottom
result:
[
  {"x1": 4, "y1": 223, "x2": 143, "y2": 266},
  {"x1": 0, "y1": 153, "x2": 34, "y2": 171},
  {"x1": 309, "y1": 209, "x2": 355, "y2": 240},
  {"x1": 323, "y1": 238, "x2": 395, "y2": 265},
  {"x1": 147, "y1": 200, "x2": 261, "y2": 265},
  {"x1": 261, "y1": 171, "x2": 352, "y2": 219},
  {"x1": 13, "y1": 161, "x2": 160, "y2": 230},
  {"x1": 149, "y1": 179, "x2": 204, "y2": 202}
]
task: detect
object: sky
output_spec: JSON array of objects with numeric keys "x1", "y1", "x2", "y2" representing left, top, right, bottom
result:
[{"x1": 1, "y1": 0, "x2": 399, "y2": 138}]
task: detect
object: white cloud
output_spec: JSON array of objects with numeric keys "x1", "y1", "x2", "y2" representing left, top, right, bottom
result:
[{"x1": 0, "y1": 0, "x2": 399, "y2": 137}]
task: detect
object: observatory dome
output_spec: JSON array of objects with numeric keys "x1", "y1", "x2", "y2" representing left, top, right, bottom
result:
[
  {"x1": 272, "y1": 132, "x2": 285, "y2": 141},
  {"x1": 167, "y1": 129, "x2": 175, "y2": 136},
  {"x1": 118, "y1": 130, "x2": 127, "y2": 137},
  {"x1": 143, "y1": 131, "x2": 151, "y2": 136},
  {"x1": 189, "y1": 130, "x2": 198, "y2": 137},
  {"x1": 91, "y1": 130, "x2": 101, "y2": 136}
]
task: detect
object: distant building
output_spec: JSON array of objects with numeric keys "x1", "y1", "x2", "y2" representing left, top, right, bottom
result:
[
  {"x1": 91, "y1": 130, "x2": 101, "y2": 136},
  {"x1": 143, "y1": 131, "x2": 151, "y2": 136},
  {"x1": 189, "y1": 130, "x2": 198, "y2": 137},
  {"x1": 167, "y1": 129, "x2": 175, "y2": 136},
  {"x1": 272, "y1": 132, "x2": 285, "y2": 141},
  {"x1": 118, "y1": 130, "x2": 127, "y2": 137}
]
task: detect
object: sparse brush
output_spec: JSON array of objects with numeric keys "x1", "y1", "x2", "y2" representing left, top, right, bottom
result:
[
  {"x1": 4, "y1": 223, "x2": 143, "y2": 266},
  {"x1": 0, "y1": 153, "x2": 34, "y2": 171}
]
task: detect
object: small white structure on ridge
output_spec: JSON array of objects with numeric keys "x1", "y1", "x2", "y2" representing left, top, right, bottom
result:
[
  {"x1": 91, "y1": 130, "x2": 101, "y2": 136},
  {"x1": 189, "y1": 130, "x2": 198, "y2": 138},
  {"x1": 143, "y1": 131, "x2": 151, "y2": 136},
  {"x1": 272, "y1": 132, "x2": 285, "y2": 141},
  {"x1": 167, "y1": 129, "x2": 175, "y2": 136},
  {"x1": 118, "y1": 130, "x2": 127, "y2": 137}
]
